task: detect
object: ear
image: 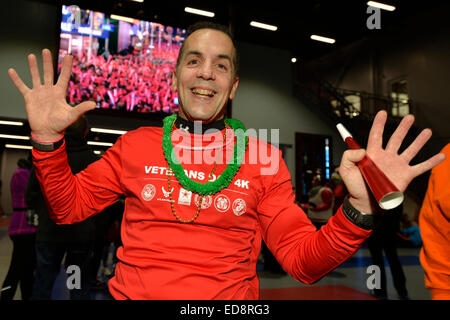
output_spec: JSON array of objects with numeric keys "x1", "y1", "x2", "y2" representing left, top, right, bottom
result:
[
  {"x1": 171, "y1": 70, "x2": 178, "y2": 91},
  {"x1": 228, "y1": 76, "x2": 239, "y2": 100}
]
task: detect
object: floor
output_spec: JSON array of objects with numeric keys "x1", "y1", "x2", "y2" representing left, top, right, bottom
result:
[{"x1": 0, "y1": 215, "x2": 431, "y2": 300}]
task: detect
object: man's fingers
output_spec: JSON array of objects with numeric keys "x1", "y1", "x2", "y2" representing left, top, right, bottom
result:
[
  {"x1": 385, "y1": 114, "x2": 415, "y2": 153},
  {"x1": 411, "y1": 153, "x2": 446, "y2": 177},
  {"x1": 56, "y1": 54, "x2": 73, "y2": 92},
  {"x1": 367, "y1": 110, "x2": 387, "y2": 151},
  {"x1": 42, "y1": 49, "x2": 54, "y2": 86},
  {"x1": 8, "y1": 68, "x2": 30, "y2": 96},
  {"x1": 400, "y1": 128, "x2": 432, "y2": 163},
  {"x1": 28, "y1": 54, "x2": 42, "y2": 88}
]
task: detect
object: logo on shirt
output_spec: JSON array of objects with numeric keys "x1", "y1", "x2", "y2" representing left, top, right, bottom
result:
[
  {"x1": 141, "y1": 184, "x2": 156, "y2": 201},
  {"x1": 194, "y1": 194, "x2": 212, "y2": 209},
  {"x1": 178, "y1": 188, "x2": 192, "y2": 206},
  {"x1": 179, "y1": 124, "x2": 190, "y2": 133},
  {"x1": 162, "y1": 186, "x2": 174, "y2": 198},
  {"x1": 214, "y1": 194, "x2": 230, "y2": 213},
  {"x1": 232, "y1": 198, "x2": 247, "y2": 216},
  {"x1": 157, "y1": 186, "x2": 175, "y2": 203}
]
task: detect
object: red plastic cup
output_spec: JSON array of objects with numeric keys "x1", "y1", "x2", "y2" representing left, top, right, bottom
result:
[{"x1": 336, "y1": 123, "x2": 404, "y2": 210}]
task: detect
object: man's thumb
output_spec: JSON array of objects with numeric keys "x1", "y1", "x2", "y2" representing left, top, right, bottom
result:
[
  {"x1": 341, "y1": 149, "x2": 366, "y2": 169},
  {"x1": 74, "y1": 101, "x2": 96, "y2": 117}
]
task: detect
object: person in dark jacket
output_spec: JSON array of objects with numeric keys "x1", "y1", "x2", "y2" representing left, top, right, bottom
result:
[
  {"x1": 26, "y1": 116, "x2": 99, "y2": 300},
  {"x1": 367, "y1": 204, "x2": 409, "y2": 300}
]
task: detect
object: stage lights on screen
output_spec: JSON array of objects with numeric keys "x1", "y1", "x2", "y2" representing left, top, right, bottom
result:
[{"x1": 110, "y1": 14, "x2": 135, "y2": 24}]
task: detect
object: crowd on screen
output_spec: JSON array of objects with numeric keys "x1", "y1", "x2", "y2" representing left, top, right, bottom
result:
[{"x1": 62, "y1": 44, "x2": 181, "y2": 114}]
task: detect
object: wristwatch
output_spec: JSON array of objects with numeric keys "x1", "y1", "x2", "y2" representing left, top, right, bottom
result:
[
  {"x1": 342, "y1": 196, "x2": 379, "y2": 230},
  {"x1": 30, "y1": 135, "x2": 64, "y2": 152}
]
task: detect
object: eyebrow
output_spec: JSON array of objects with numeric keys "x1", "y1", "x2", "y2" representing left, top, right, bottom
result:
[{"x1": 185, "y1": 50, "x2": 232, "y2": 63}]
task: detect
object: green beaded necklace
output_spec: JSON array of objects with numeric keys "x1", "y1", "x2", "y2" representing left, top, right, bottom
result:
[{"x1": 162, "y1": 114, "x2": 248, "y2": 196}]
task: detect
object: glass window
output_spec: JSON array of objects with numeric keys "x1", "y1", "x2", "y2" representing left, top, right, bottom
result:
[{"x1": 390, "y1": 80, "x2": 410, "y2": 117}]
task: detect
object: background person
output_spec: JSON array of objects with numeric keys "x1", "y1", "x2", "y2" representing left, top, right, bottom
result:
[
  {"x1": 307, "y1": 172, "x2": 334, "y2": 230},
  {"x1": 0, "y1": 158, "x2": 36, "y2": 300},
  {"x1": 26, "y1": 117, "x2": 98, "y2": 300},
  {"x1": 419, "y1": 143, "x2": 450, "y2": 300},
  {"x1": 367, "y1": 204, "x2": 409, "y2": 300}
]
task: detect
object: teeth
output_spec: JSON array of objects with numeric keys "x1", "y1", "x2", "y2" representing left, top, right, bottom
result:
[{"x1": 192, "y1": 88, "x2": 215, "y2": 97}]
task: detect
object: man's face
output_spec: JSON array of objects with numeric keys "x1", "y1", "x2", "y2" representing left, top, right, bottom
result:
[{"x1": 172, "y1": 29, "x2": 239, "y2": 123}]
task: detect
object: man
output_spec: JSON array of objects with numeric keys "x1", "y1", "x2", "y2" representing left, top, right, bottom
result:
[
  {"x1": 0, "y1": 158, "x2": 35, "y2": 300},
  {"x1": 25, "y1": 116, "x2": 98, "y2": 300},
  {"x1": 367, "y1": 204, "x2": 409, "y2": 300},
  {"x1": 307, "y1": 172, "x2": 334, "y2": 230},
  {"x1": 8, "y1": 22, "x2": 445, "y2": 299}
]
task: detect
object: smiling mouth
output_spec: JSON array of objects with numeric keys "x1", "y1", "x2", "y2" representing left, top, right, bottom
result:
[{"x1": 191, "y1": 88, "x2": 216, "y2": 98}]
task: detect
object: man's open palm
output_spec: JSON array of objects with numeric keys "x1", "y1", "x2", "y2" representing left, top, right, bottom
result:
[
  {"x1": 339, "y1": 110, "x2": 445, "y2": 213},
  {"x1": 8, "y1": 49, "x2": 95, "y2": 141}
]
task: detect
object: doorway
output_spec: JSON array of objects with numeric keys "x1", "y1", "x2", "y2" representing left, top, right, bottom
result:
[{"x1": 295, "y1": 132, "x2": 333, "y2": 203}]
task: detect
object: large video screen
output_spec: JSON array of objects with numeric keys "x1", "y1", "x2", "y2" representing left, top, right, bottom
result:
[{"x1": 58, "y1": 5, "x2": 186, "y2": 114}]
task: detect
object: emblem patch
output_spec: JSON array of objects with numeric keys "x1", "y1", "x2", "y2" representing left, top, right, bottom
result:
[
  {"x1": 162, "y1": 186, "x2": 174, "y2": 198},
  {"x1": 232, "y1": 198, "x2": 247, "y2": 216},
  {"x1": 178, "y1": 188, "x2": 192, "y2": 206},
  {"x1": 214, "y1": 194, "x2": 230, "y2": 213},
  {"x1": 141, "y1": 184, "x2": 156, "y2": 201},
  {"x1": 194, "y1": 194, "x2": 212, "y2": 209}
]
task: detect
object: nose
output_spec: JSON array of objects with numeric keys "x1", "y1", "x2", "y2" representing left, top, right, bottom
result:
[{"x1": 196, "y1": 61, "x2": 215, "y2": 80}]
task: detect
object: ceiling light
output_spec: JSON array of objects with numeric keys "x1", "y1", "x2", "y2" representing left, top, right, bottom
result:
[
  {"x1": 91, "y1": 128, "x2": 127, "y2": 135},
  {"x1": 131, "y1": 0, "x2": 144, "y2": 2},
  {"x1": 93, "y1": 150, "x2": 102, "y2": 155},
  {"x1": 250, "y1": 21, "x2": 278, "y2": 31},
  {"x1": 310, "y1": 35, "x2": 336, "y2": 44},
  {"x1": 184, "y1": 7, "x2": 215, "y2": 18},
  {"x1": 110, "y1": 14, "x2": 135, "y2": 24},
  {"x1": 5, "y1": 144, "x2": 32, "y2": 150},
  {"x1": 87, "y1": 141, "x2": 113, "y2": 147},
  {"x1": 0, "y1": 120, "x2": 24, "y2": 126},
  {"x1": 0, "y1": 134, "x2": 30, "y2": 140},
  {"x1": 291, "y1": 58, "x2": 297, "y2": 63},
  {"x1": 367, "y1": 1, "x2": 396, "y2": 11}
]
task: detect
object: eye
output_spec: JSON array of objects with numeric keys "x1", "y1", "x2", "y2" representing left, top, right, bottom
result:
[
  {"x1": 187, "y1": 58, "x2": 199, "y2": 66},
  {"x1": 217, "y1": 63, "x2": 227, "y2": 71}
]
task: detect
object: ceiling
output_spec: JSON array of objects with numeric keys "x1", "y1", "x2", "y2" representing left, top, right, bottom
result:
[
  {"x1": 1, "y1": 0, "x2": 444, "y2": 152},
  {"x1": 46, "y1": 0, "x2": 443, "y2": 61}
]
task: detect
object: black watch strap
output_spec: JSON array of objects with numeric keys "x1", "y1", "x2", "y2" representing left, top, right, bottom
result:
[
  {"x1": 30, "y1": 135, "x2": 64, "y2": 152},
  {"x1": 342, "y1": 196, "x2": 378, "y2": 230}
]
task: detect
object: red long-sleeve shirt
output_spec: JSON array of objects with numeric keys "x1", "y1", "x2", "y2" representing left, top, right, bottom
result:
[{"x1": 32, "y1": 125, "x2": 371, "y2": 299}]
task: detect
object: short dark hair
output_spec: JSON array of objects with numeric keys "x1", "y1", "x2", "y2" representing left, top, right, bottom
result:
[
  {"x1": 17, "y1": 158, "x2": 31, "y2": 170},
  {"x1": 176, "y1": 21, "x2": 239, "y2": 76}
]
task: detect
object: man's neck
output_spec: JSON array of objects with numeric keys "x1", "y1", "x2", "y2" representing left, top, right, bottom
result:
[{"x1": 175, "y1": 114, "x2": 225, "y2": 134}]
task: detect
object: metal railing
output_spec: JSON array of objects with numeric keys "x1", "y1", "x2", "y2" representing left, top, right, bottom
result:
[{"x1": 292, "y1": 62, "x2": 413, "y2": 130}]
